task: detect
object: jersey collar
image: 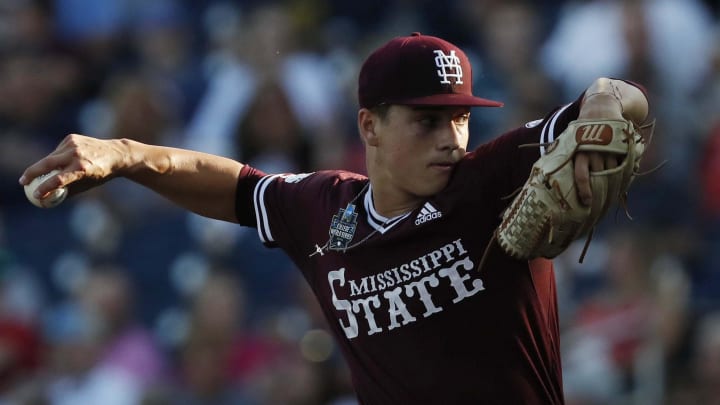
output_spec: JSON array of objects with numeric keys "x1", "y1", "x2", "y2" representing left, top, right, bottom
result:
[{"x1": 363, "y1": 184, "x2": 412, "y2": 234}]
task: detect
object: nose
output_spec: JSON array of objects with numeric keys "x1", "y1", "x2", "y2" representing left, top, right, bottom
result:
[{"x1": 436, "y1": 122, "x2": 462, "y2": 151}]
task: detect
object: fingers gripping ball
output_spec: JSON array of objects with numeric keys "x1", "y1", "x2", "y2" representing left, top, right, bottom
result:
[
  {"x1": 24, "y1": 169, "x2": 67, "y2": 208},
  {"x1": 495, "y1": 118, "x2": 648, "y2": 261}
]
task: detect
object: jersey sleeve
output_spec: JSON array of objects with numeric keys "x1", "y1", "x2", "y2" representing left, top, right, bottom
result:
[
  {"x1": 251, "y1": 172, "x2": 318, "y2": 249},
  {"x1": 234, "y1": 165, "x2": 267, "y2": 226},
  {"x1": 246, "y1": 170, "x2": 366, "y2": 258}
]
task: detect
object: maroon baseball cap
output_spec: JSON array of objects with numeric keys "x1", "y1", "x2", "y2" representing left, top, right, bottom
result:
[{"x1": 358, "y1": 33, "x2": 504, "y2": 109}]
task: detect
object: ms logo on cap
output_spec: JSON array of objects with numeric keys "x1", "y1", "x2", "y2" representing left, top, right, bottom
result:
[
  {"x1": 434, "y1": 50, "x2": 463, "y2": 85},
  {"x1": 357, "y1": 33, "x2": 503, "y2": 108}
]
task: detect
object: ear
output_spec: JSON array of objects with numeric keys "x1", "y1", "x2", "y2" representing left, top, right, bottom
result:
[{"x1": 357, "y1": 108, "x2": 380, "y2": 147}]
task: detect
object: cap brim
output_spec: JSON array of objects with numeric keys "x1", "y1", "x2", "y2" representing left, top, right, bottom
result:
[{"x1": 392, "y1": 93, "x2": 504, "y2": 108}]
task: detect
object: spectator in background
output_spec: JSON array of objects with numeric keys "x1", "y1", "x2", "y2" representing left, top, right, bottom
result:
[
  {"x1": 233, "y1": 79, "x2": 314, "y2": 174},
  {"x1": 668, "y1": 312, "x2": 720, "y2": 405},
  {"x1": 697, "y1": 120, "x2": 720, "y2": 310},
  {"x1": 167, "y1": 326, "x2": 258, "y2": 405},
  {"x1": 79, "y1": 265, "x2": 166, "y2": 388},
  {"x1": 51, "y1": 0, "x2": 129, "y2": 93},
  {"x1": 459, "y1": 0, "x2": 561, "y2": 147},
  {"x1": 0, "y1": 0, "x2": 83, "y2": 209},
  {"x1": 541, "y1": 0, "x2": 714, "y2": 100},
  {"x1": 42, "y1": 264, "x2": 166, "y2": 405},
  {"x1": 128, "y1": 0, "x2": 206, "y2": 121},
  {"x1": 183, "y1": 3, "x2": 348, "y2": 170},
  {"x1": 101, "y1": 72, "x2": 180, "y2": 147},
  {"x1": 0, "y1": 255, "x2": 44, "y2": 403},
  {"x1": 561, "y1": 229, "x2": 690, "y2": 405},
  {"x1": 0, "y1": 318, "x2": 42, "y2": 402},
  {"x1": 694, "y1": 21, "x2": 720, "y2": 313},
  {"x1": 43, "y1": 303, "x2": 126, "y2": 405},
  {"x1": 162, "y1": 271, "x2": 278, "y2": 405}
]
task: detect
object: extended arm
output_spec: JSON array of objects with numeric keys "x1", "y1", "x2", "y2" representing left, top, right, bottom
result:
[{"x1": 19, "y1": 135, "x2": 244, "y2": 223}]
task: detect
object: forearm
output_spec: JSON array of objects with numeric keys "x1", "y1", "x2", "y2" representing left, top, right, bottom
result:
[
  {"x1": 579, "y1": 78, "x2": 649, "y2": 123},
  {"x1": 119, "y1": 138, "x2": 244, "y2": 222}
]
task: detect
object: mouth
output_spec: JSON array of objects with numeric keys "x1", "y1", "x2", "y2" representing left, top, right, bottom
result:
[{"x1": 429, "y1": 161, "x2": 456, "y2": 171}]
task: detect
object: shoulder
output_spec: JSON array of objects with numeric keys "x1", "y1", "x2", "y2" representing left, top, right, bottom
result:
[
  {"x1": 256, "y1": 170, "x2": 368, "y2": 208},
  {"x1": 448, "y1": 100, "x2": 582, "y2": 201},
  {"x1": 471, "y1": 101, "x2": 580, "y2": 157},
  {"x1": 259, "y1": 169, "x2": 366, "y2": 190}
]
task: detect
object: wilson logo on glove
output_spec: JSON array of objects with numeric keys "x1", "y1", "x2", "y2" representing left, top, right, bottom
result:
[{"x1": 576, "y1": 124, "x2": 613, "y2": 145}]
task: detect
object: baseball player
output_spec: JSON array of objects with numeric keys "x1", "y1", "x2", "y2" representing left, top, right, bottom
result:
[{"x1": 20, "y1": 33, "x2": 650, "y2": 404}]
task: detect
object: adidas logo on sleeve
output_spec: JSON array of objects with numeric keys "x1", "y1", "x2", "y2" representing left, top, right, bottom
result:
[{"x1": 415, "y1": 202, "x2": 443, "y2": 225}]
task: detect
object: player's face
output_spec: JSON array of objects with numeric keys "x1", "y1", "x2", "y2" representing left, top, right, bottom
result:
[{"x1": 371, "y1": 105, "x2": 470, "y2": 199}]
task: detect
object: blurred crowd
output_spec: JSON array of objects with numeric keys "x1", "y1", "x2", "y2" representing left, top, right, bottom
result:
[{"x1": 0, "y1": 0, "x2": 718, "y2": 404}]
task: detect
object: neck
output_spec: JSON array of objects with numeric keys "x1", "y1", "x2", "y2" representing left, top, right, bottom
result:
[
  {"x1": 368, "y1": 181, "x2": 421, "y2": 218},
  {"x1": 365, "y1": 153, "x2": 422, "y2": 218}
]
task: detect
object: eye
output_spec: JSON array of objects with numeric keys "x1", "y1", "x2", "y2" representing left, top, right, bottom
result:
[
  {"x1": 418, "y1": 115, "x2": 439, "y2": 128},
  {"x1": 453, "y1": 113, "x2": 470, "y2": 126}
]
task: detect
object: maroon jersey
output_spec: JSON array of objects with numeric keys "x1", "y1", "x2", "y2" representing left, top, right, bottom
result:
[{"x1": 236, "y1": 100, "x2": 579, "y2": 404}]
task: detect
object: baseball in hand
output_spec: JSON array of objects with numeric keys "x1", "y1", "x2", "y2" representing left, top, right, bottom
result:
[{"x1": 24, "y1": 169, "x2": 68, "y2": 208}]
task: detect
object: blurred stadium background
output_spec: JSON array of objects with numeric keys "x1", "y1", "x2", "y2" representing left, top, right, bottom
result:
[{"x1": 1, "y1": 0, "x2": 719, "y2": 404}]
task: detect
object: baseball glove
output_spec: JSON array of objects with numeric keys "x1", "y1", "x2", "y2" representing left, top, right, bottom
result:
[{"x1": 490, "y1": 117, "x2": 653, "y2": 264}]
